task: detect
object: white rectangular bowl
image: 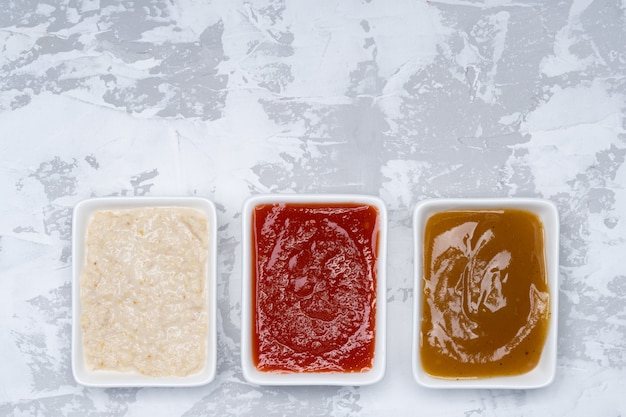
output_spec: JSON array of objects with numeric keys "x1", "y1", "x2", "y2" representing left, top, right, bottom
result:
[
  {"x1": 241, "y1": 194, "x2": 387, "y2": 385},
  {"x1": 412, "y1": 198, "x2": 559, "y2": 389},
  {"x1": 72, "y1": 196, "x2": 217, "y2": 387}
]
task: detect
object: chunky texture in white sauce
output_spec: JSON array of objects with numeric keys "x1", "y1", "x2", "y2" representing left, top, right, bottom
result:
[{"x1": 80, "y1": 207, "x2": 209, "y2": 377}]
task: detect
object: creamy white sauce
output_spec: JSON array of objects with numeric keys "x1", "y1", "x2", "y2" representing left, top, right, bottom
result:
[{"x1": 80, "y1": 207, "x2": 209, "y2": 377}]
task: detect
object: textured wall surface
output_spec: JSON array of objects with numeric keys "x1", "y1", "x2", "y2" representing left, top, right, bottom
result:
[{"x1": 1, "y1": 0, "x2": 625, "y2": 415}]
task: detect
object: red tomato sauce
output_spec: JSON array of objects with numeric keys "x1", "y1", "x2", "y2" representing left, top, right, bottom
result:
[{"x1": 251, "y1": 203, "x2": 379, "y2": 372}]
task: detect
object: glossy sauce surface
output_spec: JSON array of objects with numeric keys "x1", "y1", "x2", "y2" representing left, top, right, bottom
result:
[
  {"x1": 252, "y1": 203, "x2": 379, "y2": 373},
  {"x1": 421, "y1": 209, "x2": 549, "y2": 378}
]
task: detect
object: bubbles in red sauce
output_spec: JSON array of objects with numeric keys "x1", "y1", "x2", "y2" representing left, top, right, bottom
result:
[{"x1": 251, "y1": 203, "x2": 379, "y2": 373}]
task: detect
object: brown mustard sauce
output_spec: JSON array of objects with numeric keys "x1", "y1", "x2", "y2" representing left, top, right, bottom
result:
[{"x1": 420, "y1": 209, "x2": 550, "y2": 378}]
